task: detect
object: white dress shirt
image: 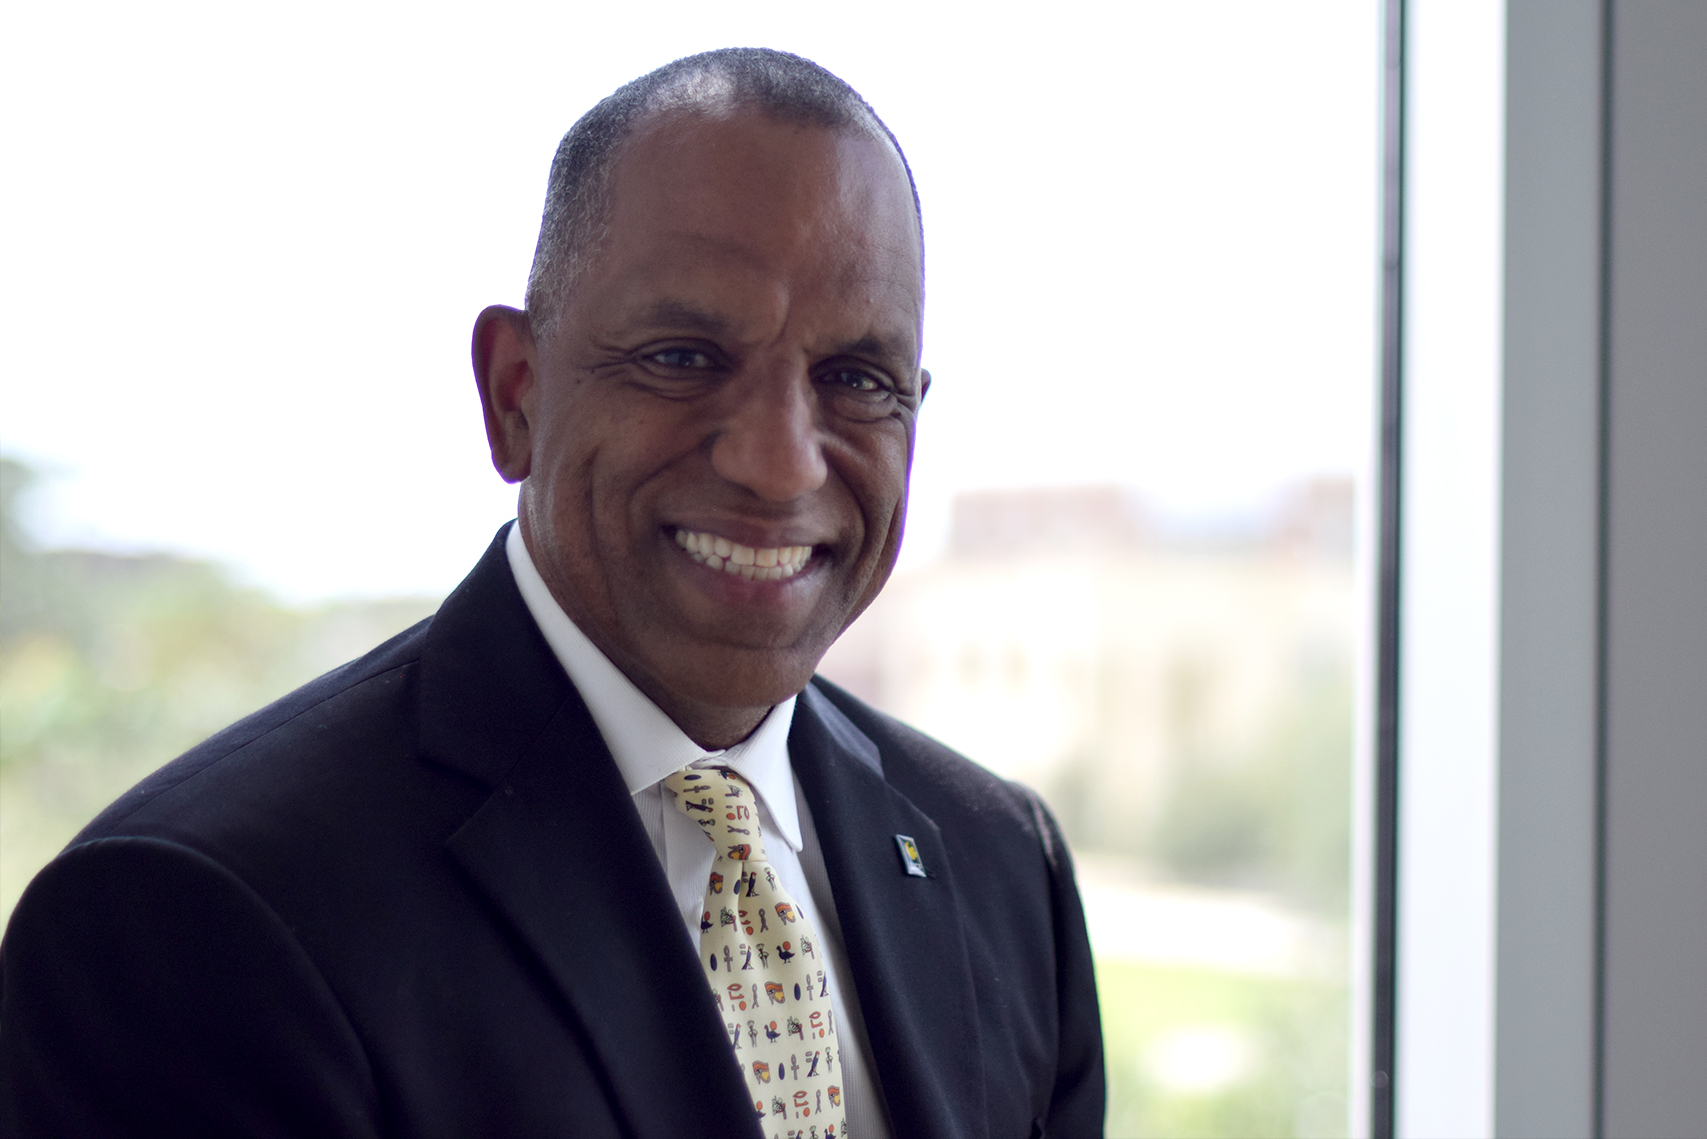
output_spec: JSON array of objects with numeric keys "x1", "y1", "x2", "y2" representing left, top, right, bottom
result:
[{"x1": 506, "y1": 524, "x2": 893, "y2": 1138}]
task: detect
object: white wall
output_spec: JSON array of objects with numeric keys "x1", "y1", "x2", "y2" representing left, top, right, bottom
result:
[
  {"x1": 1600, "y1": 4, "x2": 1707, "y2": 1133},
  {"x1": 1495, "y1": 2, "x2": 1603, "y2": 1134},
  {"x1": 1396, "y1": 3, "x2": 1707, "y2": 1136},
  {"x1": 1395, "y1": 2, "x2": 1506, "y2": 1136}
]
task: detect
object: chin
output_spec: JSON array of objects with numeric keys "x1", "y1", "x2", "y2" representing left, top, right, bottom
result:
[{"x1": 661, "y1": 645, "x2": 823, "y2": 713}]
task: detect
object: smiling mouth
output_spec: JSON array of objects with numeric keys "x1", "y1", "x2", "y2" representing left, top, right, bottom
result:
[{"x1": 674, "y1": 528, "x2": 815, "y2": 582}]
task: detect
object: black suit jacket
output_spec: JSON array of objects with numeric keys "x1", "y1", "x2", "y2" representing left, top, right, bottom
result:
[{"x1": 0, "y1": 528, "x2": 1104, "y2": 1138}]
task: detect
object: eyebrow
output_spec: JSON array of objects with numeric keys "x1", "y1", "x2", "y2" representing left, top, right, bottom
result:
[
  {"x1": 634, "y1": 300, "x2": 733, "y2": 336},
  {"x1": 836, "y1": 333, "x2": 913, "y2": 364}
]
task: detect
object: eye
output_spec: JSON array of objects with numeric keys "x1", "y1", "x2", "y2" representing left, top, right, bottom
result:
[
  {"x1": 815, "y1": 362, "x2": 902, "y2": 423},
  {"x1": 818, "y1": 367, "x2": 888, "y2": 395},
  {"x1": 644, "y1": 347, "x2": 719, "y2": 370}
]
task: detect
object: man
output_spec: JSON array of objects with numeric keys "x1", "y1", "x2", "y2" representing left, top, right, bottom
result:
[{"x1": 0, "y1": 49, "x2": 1103, "y2": 1138}]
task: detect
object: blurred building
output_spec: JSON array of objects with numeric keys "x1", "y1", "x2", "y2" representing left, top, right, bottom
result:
[{"x1": 818, "y1": 479, "x2": 1356, "y2": 859}]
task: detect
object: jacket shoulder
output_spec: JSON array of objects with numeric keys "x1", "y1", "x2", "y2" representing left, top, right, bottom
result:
[{"x1": 74, "y1": 616, "x2": 434, "y2": 845}]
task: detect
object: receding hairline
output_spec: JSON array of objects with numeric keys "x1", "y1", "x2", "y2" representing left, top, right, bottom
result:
[
  {"x1": 523, "y1": 49, "x2": 923, "y2": 342},
  {"x1": 621, "y1": 99, "x2": 899, "y2": 163}
]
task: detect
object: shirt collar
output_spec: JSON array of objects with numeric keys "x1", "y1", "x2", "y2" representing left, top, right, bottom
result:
[{"x1": 505, "y1": 523, "x2": 802, "y2": 852}]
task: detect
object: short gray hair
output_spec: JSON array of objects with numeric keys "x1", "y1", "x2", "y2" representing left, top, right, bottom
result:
[{"x1": 523, "y1": 48, "x2": 922, "y2": 341}]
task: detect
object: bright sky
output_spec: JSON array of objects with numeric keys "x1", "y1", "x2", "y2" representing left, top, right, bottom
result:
[{"x1": 0, "y1": 1, "x2": 1379, "y2": 600}]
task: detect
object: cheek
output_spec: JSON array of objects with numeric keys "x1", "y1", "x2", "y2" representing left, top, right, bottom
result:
[
  {"x1": 829, "y1": 437, "x2": 913, "y2": 573},
  {"x1": 574, "y1": 424, "x2": 708, "y2": 569},
  {"x1": 526, "y1": 437, "x2": 611, "y2": 568},
  {"x1": 848, "y1": 428, "x2": 914, "y2": 517}
]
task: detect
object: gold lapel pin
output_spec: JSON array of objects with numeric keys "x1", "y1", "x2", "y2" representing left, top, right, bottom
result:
[{"x1": 893, "y1": 834, "x2": 928, "y2": 878}]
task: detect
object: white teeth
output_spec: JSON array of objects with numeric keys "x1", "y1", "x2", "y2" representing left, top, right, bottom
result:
[{"x1": 673, "y1": 529, "x2": 813, "y2": 581}]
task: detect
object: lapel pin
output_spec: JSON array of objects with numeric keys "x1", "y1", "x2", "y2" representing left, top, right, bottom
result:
[{"x1": 894, "y1": 834, "x2": 928, "y2": 878}]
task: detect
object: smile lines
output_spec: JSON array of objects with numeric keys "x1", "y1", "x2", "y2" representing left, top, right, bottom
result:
[{"x1": 675, "y1": 529, "x2": 813, "y2": 582}]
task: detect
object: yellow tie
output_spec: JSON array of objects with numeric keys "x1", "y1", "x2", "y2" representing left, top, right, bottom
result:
[{"x1": 665, "y1": 765, "x2": 848, "y2": 1139}]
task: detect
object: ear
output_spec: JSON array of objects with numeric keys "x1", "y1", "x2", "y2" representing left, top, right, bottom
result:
[
  {"x1": 472, "y1": 305, "x2": 537, "y2": 483},
  {"x1": 918, "y1": 367, "x2": 932, "y2": 402}
]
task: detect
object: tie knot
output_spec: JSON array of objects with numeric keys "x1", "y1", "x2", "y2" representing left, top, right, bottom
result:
[{"x1": 664, "y1": 765, "x2": 765, "y2": 862}]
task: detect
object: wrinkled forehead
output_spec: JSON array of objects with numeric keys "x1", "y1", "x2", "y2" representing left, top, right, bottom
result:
[
  {"x1": 616, "y1": 92, "x2": 920, "y2": 241},
  {"x1": 606, "y1": 108, "x2": 922, "y2": 276}
]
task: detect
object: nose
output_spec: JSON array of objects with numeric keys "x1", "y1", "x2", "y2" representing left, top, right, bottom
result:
[{"x1": 710, "y1": 370, "x2": 829, "y2": 502}]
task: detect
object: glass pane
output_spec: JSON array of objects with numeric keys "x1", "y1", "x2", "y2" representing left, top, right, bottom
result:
[
  {"x1": 2, "y1": 5, "x2": 1378, "y2": 1136},
  {"x1": 814, "y1": 8, "x2": 1381, "y2": 1137}
]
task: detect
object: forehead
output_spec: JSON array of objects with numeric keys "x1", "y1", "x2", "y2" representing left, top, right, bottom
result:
[{"x1": 588, "y1": 109, "x2": 923, "y2": 327}]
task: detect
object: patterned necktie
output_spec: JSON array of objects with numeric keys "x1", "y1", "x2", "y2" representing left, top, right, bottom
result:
[{"x1": 665, "y1": 765, "x2": 847, "y2": 1139}]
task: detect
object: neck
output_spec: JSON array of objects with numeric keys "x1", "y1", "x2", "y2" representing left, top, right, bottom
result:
[{"x1": 639, "y1": 684, "x2": 771, "y2": 751}]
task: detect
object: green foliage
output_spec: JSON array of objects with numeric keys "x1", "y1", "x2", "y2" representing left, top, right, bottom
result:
[
  {"x1": 1154, "y1": 672, "x2": 1354, "y2": 915},
  {"x1": 0, "y1": 458, "x2": 439, "y2": 921},
  {"x1": 1099, "y1": 959, "x2": 1349, "y2": 1139},
  {"x1": 1041, "y1": 659, "x2": 1354, "y2": 916},
  {"x1": 1086, "y1": 664, "x2": 1355, "y2": 1133}
]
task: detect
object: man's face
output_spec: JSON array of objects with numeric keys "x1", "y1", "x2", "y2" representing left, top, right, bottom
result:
[{"x1": 494, "y1": 109, "x2": 925, "y2": 741}]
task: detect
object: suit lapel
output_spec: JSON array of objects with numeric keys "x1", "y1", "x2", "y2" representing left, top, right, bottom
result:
[
  {"x1": 791, "y1": 683, "x2": 988, "y2": 1139},
  {"x1": 416, "y1": 530, "x2": 762, "y2": 1138}
]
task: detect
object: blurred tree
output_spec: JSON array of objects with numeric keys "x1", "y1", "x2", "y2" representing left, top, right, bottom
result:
[
  {"x1": 0, "y1": 457, "x2": 438, "y2": 921},
  {"x1": 1152, "y1": 668, "x2": 1353, "y2": 915}
]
